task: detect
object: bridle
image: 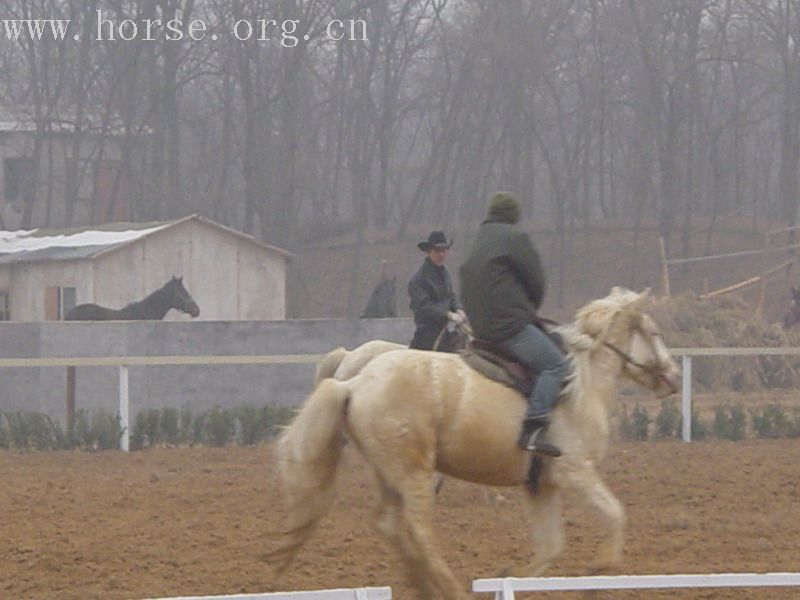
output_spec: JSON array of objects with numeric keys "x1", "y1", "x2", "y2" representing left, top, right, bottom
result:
[
  {"x1": 603, "y1": 339, "x2": 664, "y2": 381},
  {"x1": 601, "y1": 320, "x2": 676, "y2": 390}
]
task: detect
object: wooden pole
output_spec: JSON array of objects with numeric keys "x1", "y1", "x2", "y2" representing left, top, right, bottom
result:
[
  {"x1": 756, "y1": 231, "x2": 770, "y2": 317},
  {"x1": 659, "y1": 237, "x2": 671, "y2": 296},
  {"x1": 700, "y1": 258, "x2": 795, "y2": 300}
]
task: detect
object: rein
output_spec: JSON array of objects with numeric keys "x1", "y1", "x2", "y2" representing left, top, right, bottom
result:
[
  {"x1": 432, "y1": 321, "x2": 473, "y2": 351},
  {"x1": 602, "y1": 340, "x2": 658, "y2": 376}
]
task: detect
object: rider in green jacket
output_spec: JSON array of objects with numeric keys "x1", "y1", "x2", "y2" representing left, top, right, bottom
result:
[{"x1": 459, "y1": 192, "x2": 567, "y2": 457}]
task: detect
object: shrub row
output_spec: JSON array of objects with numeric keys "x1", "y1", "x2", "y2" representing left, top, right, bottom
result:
[
  {"x1": 130, "y1": 404, "x2": 295, "y2": 449},
  {"x1": 619, "y1": 399, "x2": 800, "y2": 441},
  {"x1": 0, "y1": 404, "x2": 295, "y2": 452}
]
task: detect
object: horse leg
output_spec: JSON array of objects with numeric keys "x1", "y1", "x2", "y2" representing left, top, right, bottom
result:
[
  {"x1": 499, "y1": 482, "x2": 564, "y2": 577},
  {"x1": 565, "y1": 464, "x2": 625, "y2": 573},
  {"x1": 394, "y1": 472, "x2": 466, "y2": 600},
  {"x1": 374, "y1": 477, "x2": 436, "y2": 600}
]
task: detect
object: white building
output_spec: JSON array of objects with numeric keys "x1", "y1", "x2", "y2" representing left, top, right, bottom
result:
[{"x1": 0, "y1": 214, "x2": 291, "y2": 321}]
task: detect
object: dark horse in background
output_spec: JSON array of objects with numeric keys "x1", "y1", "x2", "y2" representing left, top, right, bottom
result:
[
  {"x1": 784, "y1": 286, "x2": 800, "y2": 329},
  {"x1": 65, "y1": 276, "x2": 200, "y2": 321},
  {"x1": 360, "y1": 276, "x2": 396, "y2": 318}
]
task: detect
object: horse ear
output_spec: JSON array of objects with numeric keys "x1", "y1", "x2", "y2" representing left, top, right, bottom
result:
[{"x1": 627, "y1": 288, "x2": 651, "y2": 312}]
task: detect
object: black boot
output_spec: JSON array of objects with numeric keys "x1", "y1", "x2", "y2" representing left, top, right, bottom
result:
[{"x1": 518, "y1": 417, "x2": 562, "y2": 457}]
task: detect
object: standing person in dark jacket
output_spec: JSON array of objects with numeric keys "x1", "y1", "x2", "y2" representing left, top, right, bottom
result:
[
  {"x1": 459, "y1": 192, "x2": 567, "y2": 457},
  {"x1": 408, "y1": 230, "x2": 466, "y2": 352}
]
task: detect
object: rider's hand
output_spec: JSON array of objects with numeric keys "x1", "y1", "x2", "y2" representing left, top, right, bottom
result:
[
  {"x1": 456, "y1": 309, "x2": 467, "y2": 323},
  {"x1": 447, "y1": 311, "x2": 465, "y2": 325}
]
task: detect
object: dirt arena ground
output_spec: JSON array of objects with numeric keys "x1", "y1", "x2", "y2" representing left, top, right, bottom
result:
[{"x1": 1, "y1": 427, "x2": 799, "y2": 600}]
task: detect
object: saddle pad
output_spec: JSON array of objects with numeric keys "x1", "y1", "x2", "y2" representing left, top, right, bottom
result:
[{"x1": 459, "y1": 349, "x2": 533, "y2": 397}]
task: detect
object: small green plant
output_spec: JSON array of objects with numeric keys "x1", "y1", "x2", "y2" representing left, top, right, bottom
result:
[
  {"x1": 713, "y1": 404, "x2": 730, "y2": 439},
  {"x1": 729, "y1": 404, "x2": 747, "y2": 440},
  {"x1": 620, "y1": 404, "x2": 650, "y2": 440},
  {"x1": 691, "y1": 409, "x2": 709, "y2": 440},
  {"x1": 3, "y1": 411, "x2": 64, "y2": 450},
  {"x1": 791, "y1": 407, "x2": 800, "y2": 438},
  {"x1": 91, "y1": 411, "x2": 124, "y2": 450},
  {"x1": 261, "y1": 404, "x2": 295, "y2": 436},
  {"x1": 179, "y1": 407, "x2": 195, "y2": 444},
  {"x1": 203, "y1": 406, "x2": 235, "y2": 447},
  {"x1": 713, "y1": 403, "x2": 746, "y2": 440},
  {"x1": 655, "y1": 399, "x2": 680, "y2": 438},
  {"x1": 191, "y1": 411, "x2": 207, "y2": 444},
  {"x1": 159, "y1": 408, "x2": 180, "y2": 445},
  {"x1": 237, "y1": 405, "x2": 266, "y2": 445},
  {"x1": 751, "y1": 404, "x2": 791, "y2": 439},
  {"x1": 0, "y1": 413, "x2": 8, "y2": 450}
]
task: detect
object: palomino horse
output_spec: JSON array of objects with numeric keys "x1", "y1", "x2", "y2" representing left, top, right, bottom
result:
[
  {"x1": 274, "y1": 288, "x2": 680, "y2": 599},
  {"x1": 65, "y1": 276, "x2": 200, "y2": 320},
  {"x1": 314, "y1": 323, "x2": 472, "y2": 385}
]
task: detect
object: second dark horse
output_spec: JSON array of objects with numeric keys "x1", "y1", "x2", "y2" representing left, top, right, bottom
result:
[{"x1": 65, "y1": 276, "x2": 200, "y2": 320}]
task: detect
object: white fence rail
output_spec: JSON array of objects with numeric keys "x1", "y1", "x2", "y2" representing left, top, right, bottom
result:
[
  {"x1": 145, "y1": 586, "x2": 392, "y2": 600},
  {"x1": 473, "y1": 573, "x2": 800, "y2": 599},
  {"x1": 2, "y1": 346, "x2": 799, "y2": 449},
  {"x1": 0, "y1": 354, "x2": 323, "y2": 452}
]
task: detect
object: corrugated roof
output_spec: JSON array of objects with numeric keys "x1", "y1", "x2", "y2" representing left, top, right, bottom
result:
[{"x1": 0, "y1": 215, "x2": 291, "y2": 264}]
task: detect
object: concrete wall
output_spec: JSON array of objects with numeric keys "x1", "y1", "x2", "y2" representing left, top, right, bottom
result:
[{"x1": 0, "y1": 318, "x2": 414, "y2": 424}]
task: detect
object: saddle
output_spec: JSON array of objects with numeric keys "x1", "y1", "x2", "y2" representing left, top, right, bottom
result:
[
  {"x1": 459, "y1": 322, "x2": 568, "y2": 494},
  {"x1": 459, "y1": 323, "x2": 568, "y2": 398}
]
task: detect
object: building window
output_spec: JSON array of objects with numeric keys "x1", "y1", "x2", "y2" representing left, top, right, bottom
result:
[
  {"x1": 45, "y1": 286, "x2": 76, "y2": 320},
  {"x1": 0, "y1": 293, "x2": 9, "y2": 321},
  {"x1": 3, "y1": 157, "x2": 34, "y2": 204}
]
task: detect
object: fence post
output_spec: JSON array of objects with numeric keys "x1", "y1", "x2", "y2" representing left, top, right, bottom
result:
[
  {"x1": 681, "y1": 355, "x2": 692, "y2": 442},
  {"x1": 659, "y1": 237, "x2": 671, "y2": 296},
  {"x1": 119, "y1": 365, "x2": 129, "y2": 452}
]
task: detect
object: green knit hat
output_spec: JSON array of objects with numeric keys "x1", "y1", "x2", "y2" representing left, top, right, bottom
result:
[{"x1": 488, "y1": 192, "x2": 521, "y2": 224}]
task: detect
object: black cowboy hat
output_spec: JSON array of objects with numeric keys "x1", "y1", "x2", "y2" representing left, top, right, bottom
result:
[{"x1": 417, "y1": 230, "x2": 453, "y2": 252}]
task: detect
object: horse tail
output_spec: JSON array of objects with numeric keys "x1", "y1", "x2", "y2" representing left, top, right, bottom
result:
[
  {"x1": 314, "y1": 347, "x2": 347, "y2": 385},
  {"x1": 270, "y1": 378, "x2": 350, "y2": 572}
]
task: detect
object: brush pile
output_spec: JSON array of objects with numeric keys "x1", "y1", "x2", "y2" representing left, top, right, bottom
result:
[{"x1": 650, "y1": 293, "x2": 800, "y2": 391}]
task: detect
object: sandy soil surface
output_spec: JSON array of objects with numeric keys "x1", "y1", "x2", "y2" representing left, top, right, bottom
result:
[{"x1": 1, "y1": 436, "x2": 799, "y2": 600}]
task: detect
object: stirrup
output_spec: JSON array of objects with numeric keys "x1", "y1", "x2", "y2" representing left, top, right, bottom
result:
[{"x1": 521, "y1": 426, "x2": 562, "y2": 458}]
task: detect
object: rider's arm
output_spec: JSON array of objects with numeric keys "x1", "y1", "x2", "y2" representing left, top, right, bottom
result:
[
  {"x1": 510, "y1": 233, "x2": 546, "y2": 309},
  {"x1": 409, "y1": 277, "x2": 449, "y2": 322}
]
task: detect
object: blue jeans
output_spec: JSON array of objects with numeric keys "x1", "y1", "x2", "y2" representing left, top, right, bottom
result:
[{"x1": 498, "y1": 324, "x2": 569, "y2": 419}]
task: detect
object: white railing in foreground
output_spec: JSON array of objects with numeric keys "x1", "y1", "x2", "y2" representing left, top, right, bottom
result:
[
  {"x1": 473, "y1": 573, "x2": 800, "y2": 599},
  {"x1": 145, "y1": 586, "x2": 391, "y2": 600}
]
